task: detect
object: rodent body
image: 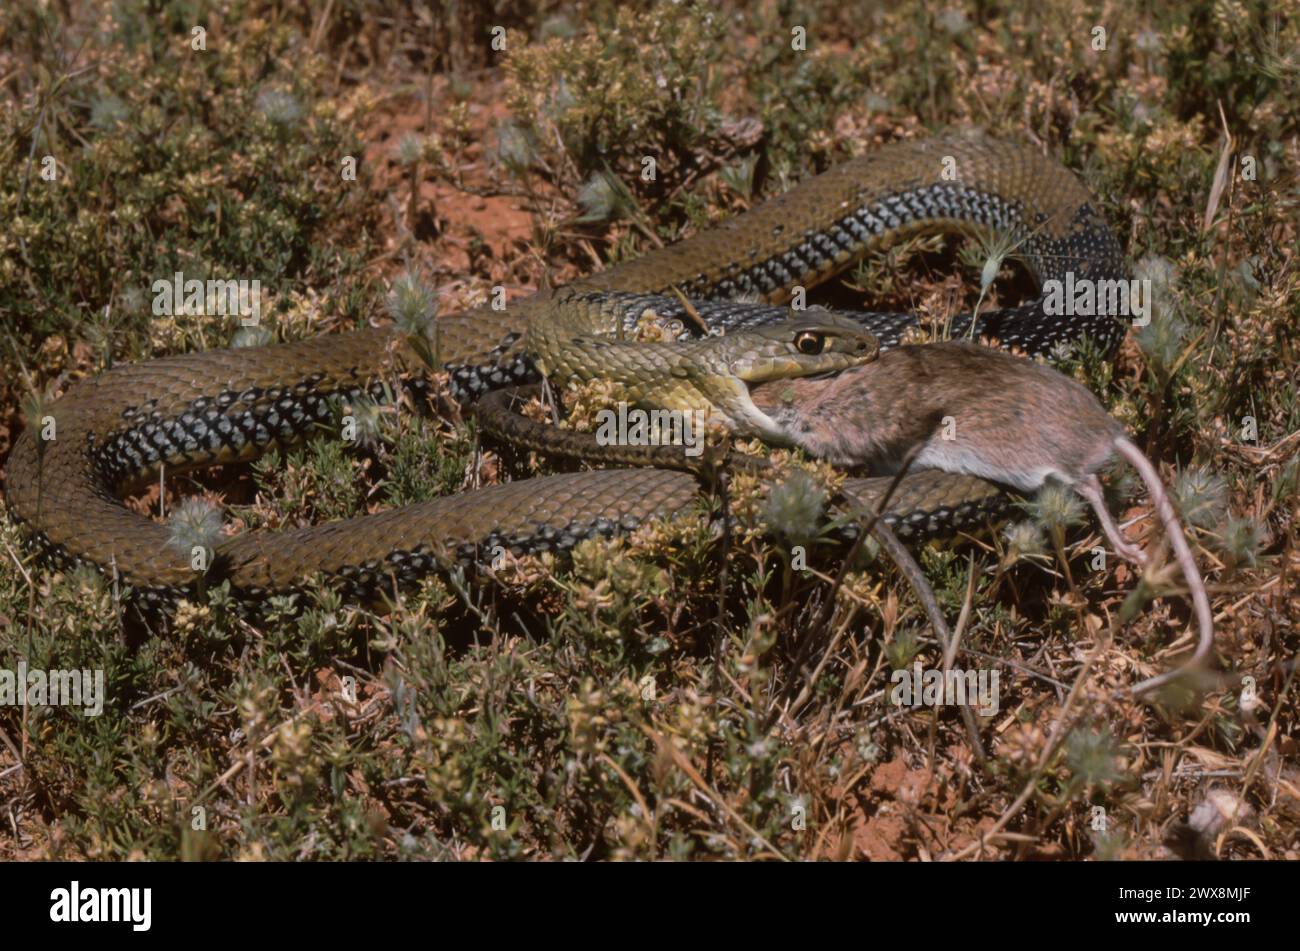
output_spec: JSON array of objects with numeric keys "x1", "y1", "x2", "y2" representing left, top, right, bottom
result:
[
  {"x1": 753, "y1": 342, "x2": 1124, "y2": 490},
  {"x1": 751, "y1": 341, "x2": 1213, "y2": 695}
]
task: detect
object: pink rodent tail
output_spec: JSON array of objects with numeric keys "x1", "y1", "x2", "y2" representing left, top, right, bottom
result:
[{"x1": 1114, "y1": 436, "x2": 1215, "y2": 696}]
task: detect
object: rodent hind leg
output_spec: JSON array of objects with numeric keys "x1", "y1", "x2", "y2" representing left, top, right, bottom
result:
[{"x1": 1075, "y1": 473, "x2": 1149, "y2": 566}]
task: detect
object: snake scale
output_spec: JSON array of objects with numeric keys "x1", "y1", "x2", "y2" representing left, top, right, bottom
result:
[{"x1": 5, "y1": 134, "x2": 1127, "y2": 610}]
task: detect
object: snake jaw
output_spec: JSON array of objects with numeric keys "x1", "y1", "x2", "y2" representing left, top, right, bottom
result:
[
  {"x1": 714, "y1": 317, "x2": 878, "y2": 439},
  {"x1": 723, "y1": 384, "x2": 800, "y2": 444}
]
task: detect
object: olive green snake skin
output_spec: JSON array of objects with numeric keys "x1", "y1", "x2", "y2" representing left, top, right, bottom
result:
[{"x1": 5, "y1": 134, "x2": 1127, "y2": 609}]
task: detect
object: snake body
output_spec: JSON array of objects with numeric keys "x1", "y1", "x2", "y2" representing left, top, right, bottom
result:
[{"x1": 5, "y1": 134, "x2": 1127, "y2": 609}]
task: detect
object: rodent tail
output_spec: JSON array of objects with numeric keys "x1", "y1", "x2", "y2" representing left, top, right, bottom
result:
[{"x1": 1113, "y1": 436, "x2": 1215, "y2": 696}]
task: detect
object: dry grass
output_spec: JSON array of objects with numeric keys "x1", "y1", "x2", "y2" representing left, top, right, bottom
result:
[{"x1": 0, "y1": 0, "x2": 1296, "y2": 860}]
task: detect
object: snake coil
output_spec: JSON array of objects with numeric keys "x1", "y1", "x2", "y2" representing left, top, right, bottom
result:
[{"x1": 5, "y1": 134, "x2": 1127, "y2": 610}]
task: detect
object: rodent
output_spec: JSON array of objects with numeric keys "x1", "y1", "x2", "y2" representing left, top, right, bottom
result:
[{"x1": 749, "y1": 340, "x2": 1213, "y2": 696}]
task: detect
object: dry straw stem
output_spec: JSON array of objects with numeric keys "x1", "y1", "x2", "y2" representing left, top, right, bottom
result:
[
  {"x1": 941, "y1": 626, "x2": 1111, "y2": 861},
  {"x1": 1201, "y1": 101, "x2": 1235, "y2": 234},
  {"x1": 641, "y1": 724, "x2": 788, "y2": 860}
]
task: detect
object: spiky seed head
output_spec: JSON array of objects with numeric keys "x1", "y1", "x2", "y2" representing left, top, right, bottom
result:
[
  {"x1": 1136, "y1": 309, "x2": 1189, "y2": 375},
  {"x1": 763, "y1": 470, "x2": 826, "y2": 547},
  {"x1": 494, "y1": 123, "x2": 536, "y2": 176},
  {"x1": 1028, "y1": 482, "x2": 1086, "y2": 534},
  {"x1": 89, "y1": 94, "x2": 130, "y2": 130},
  {"x1": 1133, "y1": 254, "x2": 1178, "y2": 295},
  {"x1": 167, "y1": 497, "x2": 224, "y2": 562},
  {"x1": 1064, "y1": 727, "x2": 1126, "y2": 789},
  {"x1": 1003, "y1": 520, "x2": 1047, "y2": 561},
  {"x1": 231, "y1": 325, "x2": 274, "y2": 348},
  {"x1": 255, "y1": 87, "x2": 303, "y2": 128},
  {"x1": 1219, "y1": 515, "x2": 1263, "y2": 571},
  {"x1": 1172, "y1": 466, "x2": 1228, "y2": 530},
  {"x1": 937, "y1": 8, "x2": 971, "y2": 35},
  {"x1": 344, "y1": 393, "x2": 387, "y2": 450},
  {"x1": 576, "y1": 173, "x2": 619, "y2": 222},
  {"x1": 396, "y1": 133, "x2": 424, "y2": 167},
  {"x1": 719, "y1": 154, "x2": 758, "y2": 199},
  {"x1": 385, "y1": 272, "x2": 437, "y2": 334}
]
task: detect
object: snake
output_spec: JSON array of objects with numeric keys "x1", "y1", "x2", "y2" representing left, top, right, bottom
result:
[{"x1": 5, "y1": 133, "x2": 1127, "y2": 611}]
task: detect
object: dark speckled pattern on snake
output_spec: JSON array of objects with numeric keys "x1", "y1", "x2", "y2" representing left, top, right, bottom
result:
[{"x1": 4, "y1": 133, "x2": 1128, "y2": 609}]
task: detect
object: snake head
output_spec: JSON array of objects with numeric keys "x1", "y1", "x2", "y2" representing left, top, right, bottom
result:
[
  {"x1": 692, "y1": 314, "x2": 878, "y2": 442},
  {"x1": 727, "y1": 314, "x2": 879, "y2": 384}
]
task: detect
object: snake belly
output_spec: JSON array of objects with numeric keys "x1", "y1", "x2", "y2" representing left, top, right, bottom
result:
[{"x1": 4, "y1": 133, "x2": 1127, "y2": 608}]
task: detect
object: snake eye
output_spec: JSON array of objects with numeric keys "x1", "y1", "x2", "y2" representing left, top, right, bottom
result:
[{"x1": 795, "y1": 331, "x2": 826, "y2": 355}]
